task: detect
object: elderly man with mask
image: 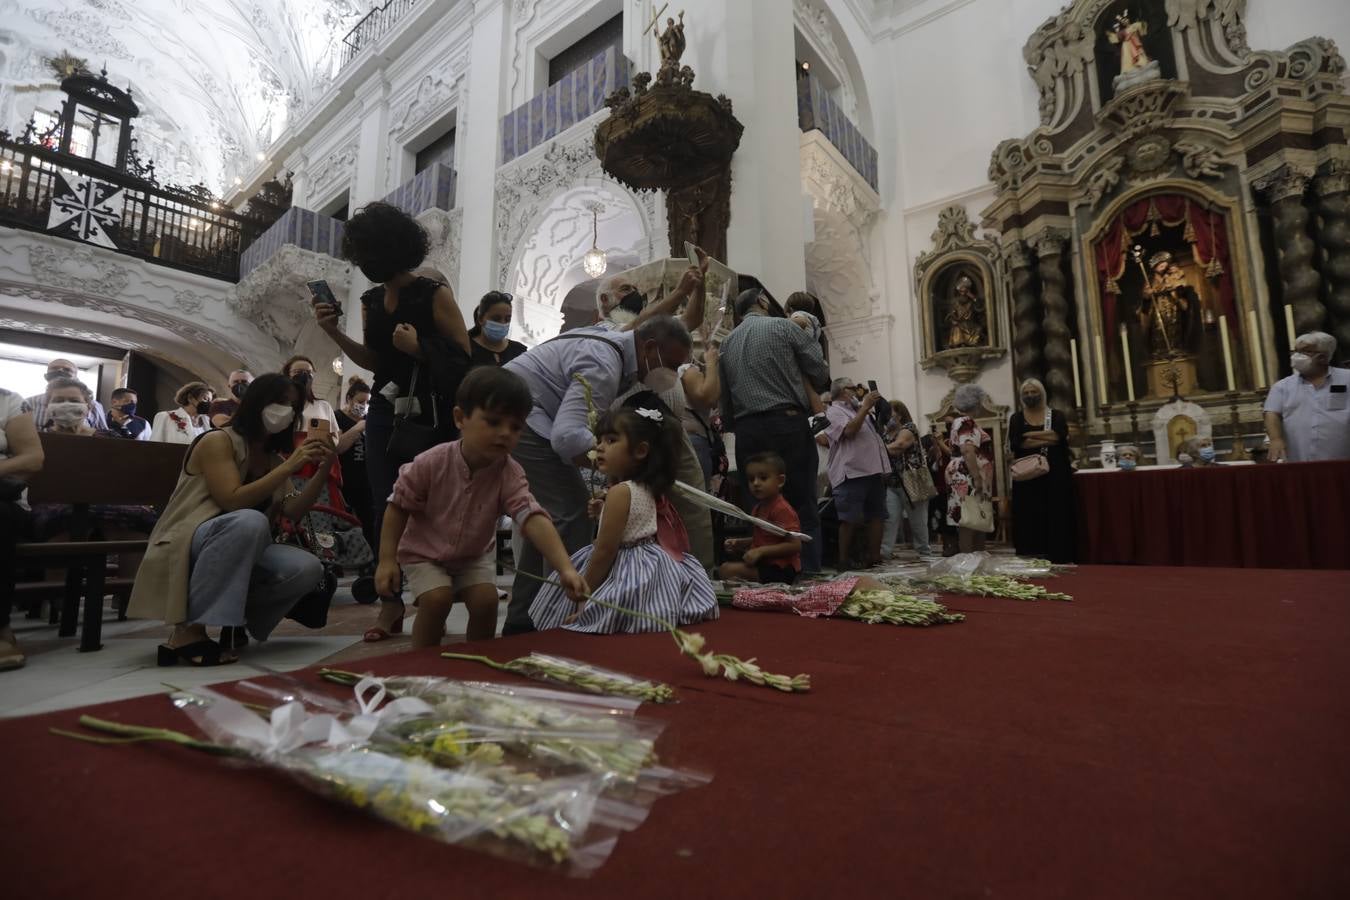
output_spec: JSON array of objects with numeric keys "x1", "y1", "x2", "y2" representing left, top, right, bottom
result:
[
  {"x1": 720, "y1": 289, "x2": 831, "y2": 573},
  {"x1": 25, "y1": 358, "x2": 106, "y2": 431},
  {"x1": 209, "y1": 369, "x2": 254, "y2": 427},
  {"x1": 504, "y1": 314, "x2": 694, "y2": 634},
  {"x1": 1264, "y1": 331, "x2": 1350, "y2": 462}
]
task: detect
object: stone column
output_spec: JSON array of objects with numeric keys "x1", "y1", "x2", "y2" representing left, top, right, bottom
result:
[
  {"x1": 1036, "y1": 229, "x2": 1074, "y2": 411},
  {"x1": 1255, "y1": 164, "x2": 1325, "y2": 337},
  {"x1": 1005, "y1": 240, "x2": 1044, "y2": 386},
  {"x1": 1313, "y1": 160, "x2": 1350, "y2": 363},
  {"x1": 457, "y1": 0, "x2": 508, "y2": 300}
]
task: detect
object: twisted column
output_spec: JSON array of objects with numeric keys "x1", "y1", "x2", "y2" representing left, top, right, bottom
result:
[
  {"x1": 1035, "y1": 229, "x2": 1074, "y2": 411},
  {"x1": 1005, "y1": 241, "x2": 1044, "y2": 386},
  {"x1": 1255, "y1": 164, "x2": 1324, "y2": 339},
  {"x1": 1313, "y1": 161, "x2": 1350, "y2": 363}
]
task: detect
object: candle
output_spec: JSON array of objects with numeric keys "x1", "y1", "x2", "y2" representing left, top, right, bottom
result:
[
  {"x1": 1247, "y1": 308, "x2": 1265, "y2": 389},
  {"x1": 1284, "y1": 304, "x2": 1297, "y2": 351},
  {"x1": 1119, "y1": 325, "x2": 1135, "y2": 402},
  {"x1": 1219, "y1": 315, "x2": 1236, "y2": 391},
  {"x1": 1094, "y1": 333, "x2": 1108, "y2": 405},
  {"x1": 1069, "y1": 337, "x2": 1083, "y2": 408}
]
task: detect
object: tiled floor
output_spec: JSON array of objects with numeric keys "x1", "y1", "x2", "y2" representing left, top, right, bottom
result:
[{"x1": 0, "y1": 577, "x2": 513, "y2": 718}]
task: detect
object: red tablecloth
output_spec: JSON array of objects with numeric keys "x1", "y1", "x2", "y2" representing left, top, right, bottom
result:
[
  {"x1": 6, "y1": 568, "x2": 1350, "y2": 899},
  {"x1": 1076, "y1": 460, "x2": 1350, "y2": 568}
]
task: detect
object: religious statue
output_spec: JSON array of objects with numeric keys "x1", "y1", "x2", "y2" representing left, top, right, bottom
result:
[
  {"x1": 655, "y1": 10, "x2": 687, "y2": 83},
  {"x1": 1134, "y1": 249, "x2": 1196, "y2": 359},
  {"x1": 944, "y1": 275, "x2": 987, "y2": 349},
  {"x1": 1105, "y1": 11, "x2": 1151, "y2": 75}
]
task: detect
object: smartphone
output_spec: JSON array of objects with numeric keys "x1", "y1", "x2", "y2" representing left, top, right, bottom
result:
[
  {"x1": 684, "y1": 240, "x2": 701, "y2": 268},
  {"x1": 306, "y1": 279, "x2": 343, "y2": 316},
  {"x1": 309, "y1": 418, "x2": 331, "y2": 440},
  {"x1": 867, "y1": 379, "x2": 878, "y2": 393}
]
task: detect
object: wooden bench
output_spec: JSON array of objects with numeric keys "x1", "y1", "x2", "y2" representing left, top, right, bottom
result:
[{"x1": 18, "y1": 433, "x2": 185, "y2": 652}]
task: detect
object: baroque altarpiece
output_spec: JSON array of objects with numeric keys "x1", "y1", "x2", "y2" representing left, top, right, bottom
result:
[{"x1": 977, "y1": 0, "x2": 1349, "y2": 457}]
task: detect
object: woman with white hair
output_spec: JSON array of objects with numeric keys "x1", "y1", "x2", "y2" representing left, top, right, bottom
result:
[
  {"x1": 945, "y1": 383, "x2": 996, "y2": 553},
  {"x1": 1008, "y1": 377, "x2": 1076, "y2": 562}
]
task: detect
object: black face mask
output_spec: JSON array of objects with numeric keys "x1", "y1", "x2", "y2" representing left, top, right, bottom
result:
[
  {"x1": 617, "y1": 289, "x2": 647, "y2": 316},
  {"x1": 358, "y1": 262, "x2": 397, "y2": 284},
  {"x1": 231, "y1": 382, "x2": 249, "y2": 399},
  {"x1": 292, "y1": 371, "x2": 313, "y2": 388},
  {"x1": 116, "y1": 402, "x2": 137, "y2": 417},
  {"x1": 1022, "y1": 395, "x2": 1043, "y2": 407},
  {"x1": 196, "y1": 400, "x2": 211, "y2": 416}
]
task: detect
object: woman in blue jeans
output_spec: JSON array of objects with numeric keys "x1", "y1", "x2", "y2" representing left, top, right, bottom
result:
[{"x1": 880, "y1": 401, "x2": 932, "y2": 558}]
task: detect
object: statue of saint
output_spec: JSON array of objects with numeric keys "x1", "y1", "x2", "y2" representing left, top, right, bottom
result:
[
  {"x1": 1138, "y1": 250, "x2": 1195, "y2": 359},
  {"x1": 657, "y1": 11, "x2": 686, "y2": 72},
  {"x1": 944, "y1": 275, "x2": 987, "y2": 349},
  {"x1": 1106, "y1": 11, "x2": 1152, "y2": 75}
]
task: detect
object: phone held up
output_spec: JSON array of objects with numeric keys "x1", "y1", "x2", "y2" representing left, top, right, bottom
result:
[
  {"x1": 867, "y1": 379, "x2": 878, "y2": 394},
  {"x1": 306, "y1": 279, "x2": 343, "y2": 317}
]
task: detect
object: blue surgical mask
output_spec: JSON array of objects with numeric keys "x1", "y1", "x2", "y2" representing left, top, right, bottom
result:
[
  {"x1": 1118, "y1": 458, "x2": 1137, "y2": 471},
  {"x1": 1198, "y1": 445, "x2": 1216, "y2": 462},
  {"x1": 482, "y1": 320, "x2": 511, "y2": 342}
]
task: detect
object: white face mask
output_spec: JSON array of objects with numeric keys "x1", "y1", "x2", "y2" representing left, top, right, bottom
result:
[
  {"x1": 262, "y1": 403, "x2": 296, "y2": 434},
  {"x1": 49, "y1": 400, "x2": 87, "y2": 426},
  {"x1": 1290, "y1": 352, "x2": 1319, "y2": 375}
]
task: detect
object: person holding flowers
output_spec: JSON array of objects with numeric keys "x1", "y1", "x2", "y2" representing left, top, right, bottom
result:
[
  {"x1": 374, "y1": 366, "x2": 586, "y2": 646},
  {"x1": 530, "y1": 399, "x2": 718, "y2": 633}
]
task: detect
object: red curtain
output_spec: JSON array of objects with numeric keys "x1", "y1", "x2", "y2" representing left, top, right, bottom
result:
[{"x1": 1092, "y1": 193, "x2": 1237, "y2": 341}]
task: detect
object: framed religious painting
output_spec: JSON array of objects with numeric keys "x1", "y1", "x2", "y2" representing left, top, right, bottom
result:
[{"x1": 914, "y1": 206, "x2": 1008, "y2": 383}]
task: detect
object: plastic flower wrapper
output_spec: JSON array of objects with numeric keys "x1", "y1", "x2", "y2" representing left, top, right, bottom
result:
[
  {"x1": 441, "y1": 651, "x2": 677, "y2": 704},
  {"x1": 900, "y1": 553, "x2": 1073, "y2": 602},
  {"x1": 732, "y1": 577, "x2": 963, "y2": 627}
]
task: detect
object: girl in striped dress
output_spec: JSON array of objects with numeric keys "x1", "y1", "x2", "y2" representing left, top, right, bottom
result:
[{"x1": 530, "y1": 404, "x2": 718, "y2": 633}]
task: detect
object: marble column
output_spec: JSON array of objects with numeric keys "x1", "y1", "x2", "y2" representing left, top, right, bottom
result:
[
  {"x1": 1313, "y1": 160, "x2": 1350, "y2": 362},
  {"x1": 1005, "y1": 240, "x2": 1044, "y2": 386},
  {"x1": 457, "y1": 0, "x2": 507, "y2": 300},
  {"x1": 1255, "y1": 164, "x2": 1325, "y2": 337},
  {"x1": 1036, "y1": 230, "x2": 1074, "y2": 411}
]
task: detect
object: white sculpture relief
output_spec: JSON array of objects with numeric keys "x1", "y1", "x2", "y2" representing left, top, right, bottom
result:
[
  {"x1": 799, "y1": 134, "x2": 880, "y2": 324},
  {"x1": 383, "y1": 53, "x2": 463, "y2": 190},
  {"x1": 27, "y1": 244, "x2": 132, "y2": 298},
  {"x1": 309, "y1": 135, "x2": 360, "y2": 205},
  {"x1": 418, "y1": 207, "x2": 464, "y2": 296},
  {"x1": 233, "y1": 244, "x2": 352, "y2": 351}
]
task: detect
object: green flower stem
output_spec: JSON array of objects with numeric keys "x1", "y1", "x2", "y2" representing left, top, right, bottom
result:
[
  {"x1": 442, "y1": 652, "x2": 677, "y2": 703},
  {"x1": 51, "y1": 715, "x2": 243, "y2": 756}
]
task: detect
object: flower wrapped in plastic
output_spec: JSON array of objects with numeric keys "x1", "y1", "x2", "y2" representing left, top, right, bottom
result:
[
  {"x1": 440, "y1": 652, "x2": 677, "y2": 704},
  {"x1": 730, "y1": 576, "x2": 965, "y2": 627}
]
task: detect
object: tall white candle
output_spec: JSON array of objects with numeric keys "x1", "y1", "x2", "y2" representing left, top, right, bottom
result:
[
  {"x1": 1119, "y1": 325, "x2": 1135, "y2": 402},
  {"x1": 1069, "y1": 337, "x2": 1083, "y2": 408},
  {"x1": 1284, "y1": 304, "x2": 1297, "y2": 351},
  {"x1": 1095, "y1": 333, "x2": 1109, "y2": 405},
  {"x1": 1247, "y1": 308, "x2": 1265, "y2": 388},
  {"x1": 1219, "y1": 315, "x2": 1236, "y2": 391}
]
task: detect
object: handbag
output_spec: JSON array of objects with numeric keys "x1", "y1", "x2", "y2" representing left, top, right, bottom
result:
[
  {"x1": 959, "y1": 493, "x2": 996, "y2": 533},
  {"x1": 1010, "y1": 410, "x2": 1052, "y2": 482},
  {"x1": 901, "y1": 463, "x2": 938, "y2": 503},
  {"x1": 386, "y1": 364, "x2": 442, "y2": 469}
]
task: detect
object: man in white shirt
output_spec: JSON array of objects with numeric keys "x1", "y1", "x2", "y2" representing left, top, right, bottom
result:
[{"x1": 1263, "y1": 331, "x2": 1350, "y2": 462}]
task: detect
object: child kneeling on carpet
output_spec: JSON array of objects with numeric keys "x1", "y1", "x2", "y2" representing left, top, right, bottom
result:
[
  {"x1": 530, "y1": 398, "x2": 718, "y2": 633},
  {"x1": 718, "y1": 451, "x2": 803, "y2": 585},
  {"x1": 374, "y1": 367, "x2": 586, "y2": 647}
]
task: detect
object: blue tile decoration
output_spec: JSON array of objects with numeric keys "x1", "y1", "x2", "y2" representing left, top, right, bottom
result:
[
  {"x1": 795, "y1": 73, "x2": 878, "y2": 192},
  {"x1": 239, "y1": 206, "x2": 347, "y2": 278},
  {"x1": 499, "y1": 45, "x2": 630, "y2": 164},
  {"x1": 382, "y1": 162, "x2": 457, "y2": 218}
]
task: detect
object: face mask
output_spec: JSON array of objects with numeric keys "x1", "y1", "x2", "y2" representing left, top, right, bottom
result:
[
  {"x1": 49, "y1": 401, "x2": 87, "y2": 426},
  {"x1": 231, "y1": 382, "x2": 249, "y2": 399},
  {"x1": 262, "y1": 403, "x2": 295, "y2": 434},
  {"x1": 618, "y1": 289, "x2": 647, "y2": 316},
  {"x1": 1290, "y1": 352, "x2": 1318, "y2": 375},
  {"x1": 351, "y1": 403, "x2": 368, "y2": 418},
  {"x1": 1198, "y1": 445, "x2": 1216, "y2": 462},
  {"x1": 1118, "y1": 458, "x2": 1137, "y2": 471},
  {"x1": 1022, "y1": 394, "x2": 1043, "y2": 407},
  {"x1": 116, "y1": 402, "x2": 137, "y2": 417},
  {"x1": 482, "y1": 320, "x2": 511, "y2": 342},
  {"x1": 195, "y1": 400, "x2": 211, "y2": 416},
  {"x1": 291, "y1": 371, "x2": 313, "y2": 388}
]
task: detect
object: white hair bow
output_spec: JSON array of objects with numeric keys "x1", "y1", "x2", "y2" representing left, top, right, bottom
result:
[{"x1": 635, "y1": 407, "x2": 664, "y2": 422}]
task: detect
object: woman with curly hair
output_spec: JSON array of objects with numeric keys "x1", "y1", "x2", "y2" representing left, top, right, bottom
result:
[{"x1": 314, "y1": 201, "x2": 471, "y2": 636}]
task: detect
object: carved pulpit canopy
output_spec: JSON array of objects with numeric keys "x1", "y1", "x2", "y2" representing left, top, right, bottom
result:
[{"x1": 914, "y1": 206, "x2": 1007, "y2": 383}]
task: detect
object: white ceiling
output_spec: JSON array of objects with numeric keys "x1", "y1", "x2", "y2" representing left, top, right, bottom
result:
[{"x1": 0, "y1": 0, "x2": 369, "y2": 194}]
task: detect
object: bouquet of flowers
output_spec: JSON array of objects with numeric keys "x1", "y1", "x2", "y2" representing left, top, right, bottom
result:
[
  {"x1": 440, "y1": 652, "x2": 677, "y2": 704},
  {"x1": 729, "y1": 576, "x2": 965, "y2": 627}
]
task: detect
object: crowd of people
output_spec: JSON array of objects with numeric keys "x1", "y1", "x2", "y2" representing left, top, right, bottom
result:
[{"x1": 1, "y1": 199, "x2": 1347, "y2": 673}]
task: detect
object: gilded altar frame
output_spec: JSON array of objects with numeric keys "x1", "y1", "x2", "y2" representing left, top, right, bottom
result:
[{"x1": 914, "y1": 206, "x2": 1008, "y2": 384}]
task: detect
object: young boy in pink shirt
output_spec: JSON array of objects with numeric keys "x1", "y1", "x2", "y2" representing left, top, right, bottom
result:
[{"x1": 375, "y1": 367, "x2": 587, "y2": 647}]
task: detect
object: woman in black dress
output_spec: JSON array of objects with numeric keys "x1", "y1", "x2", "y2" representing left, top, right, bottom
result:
[
  {"x1": 1008, "y1": 378, "x2": 1076, "y2": 562},
  {"x1": 314, "y1": 202, "x2": 472, "y2": 640},
  {"x1": 468, "y1": 291, "x2": 528, "y2": 368}
]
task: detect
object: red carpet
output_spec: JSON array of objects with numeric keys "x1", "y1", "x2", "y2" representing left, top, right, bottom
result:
[{"x1": 4, "y1": 566, "x2": 1350, "y2": 899}]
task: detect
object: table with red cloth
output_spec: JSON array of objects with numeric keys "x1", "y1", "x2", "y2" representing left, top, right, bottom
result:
[
  {"x1": 6, "y1": 567, "x2": 1350, "y2": 900},
  {"x1": 1075, "y1": 460, "x2": 1350, "y2": 568}
]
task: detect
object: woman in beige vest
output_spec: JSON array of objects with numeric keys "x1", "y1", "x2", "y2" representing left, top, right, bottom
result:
[{"x1": 128, "y1": 373, "x2": 334, "y2": 666}]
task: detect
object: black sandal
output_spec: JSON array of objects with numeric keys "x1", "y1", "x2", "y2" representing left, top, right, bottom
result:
[
  {"x1": 219, "y1": 626, "x2": 250, "y2": 650},
  {"x1": 156, "y1": 639, "x2": 232, "y2": 667}
]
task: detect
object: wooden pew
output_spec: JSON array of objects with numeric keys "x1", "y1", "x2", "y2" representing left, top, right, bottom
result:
[{"x1": 17, "y1": 433, "x2": 185, "y2": 652}]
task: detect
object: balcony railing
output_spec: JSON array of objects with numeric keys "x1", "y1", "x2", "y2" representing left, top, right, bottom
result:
[
  {"x1": 500, "y1": 45, "x2": 630, "y2": 165},
  {"x1": 0, "y1": 136, "x2": 260, "y2": 281},
  {"x1": 239, "y1": 206, "x2": 346, "y2": 280},
  {"x1": 796, "y1": 74, "x2": 878, "y2": 192},
  {"x1": 384, "y1": 162, "x2": 456, "y2": 216},
  {"x1": 340, "y1": 0, "x2": 419, "y2": 69}
]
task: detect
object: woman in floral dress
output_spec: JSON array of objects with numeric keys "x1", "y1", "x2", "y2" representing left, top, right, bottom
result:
[{"x1": 944, "y1": 384, "x2": 995, "y2": 552}]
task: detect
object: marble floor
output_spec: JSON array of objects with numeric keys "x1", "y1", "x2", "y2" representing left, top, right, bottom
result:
[{"x1": 0, "y1": 577, "x2": 512, "y2": 718}]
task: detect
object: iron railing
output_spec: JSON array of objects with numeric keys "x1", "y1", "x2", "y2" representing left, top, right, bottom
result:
[
  {"x1": 0, "y1": 137, "x2": 261, "y2": 281},
  {"x1": 796, "y1": 73, "x2": 879, "y2": 192},
  {"x1": 340, "y1": 0, "x2": 419, "y2": 69}
]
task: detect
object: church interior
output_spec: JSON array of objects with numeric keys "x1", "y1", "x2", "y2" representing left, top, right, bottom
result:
[{"x1": 2, "y1": 1, "x2": 1349, "y2": 897}]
